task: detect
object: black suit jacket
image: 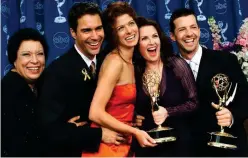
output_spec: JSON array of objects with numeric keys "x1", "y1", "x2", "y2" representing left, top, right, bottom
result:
[
  {"x1": 190, "y1": 47, "x2": 248, "y2": 156},
  {"x1": 1, "y1": 71, "x2": 42, "y2": 157},
  {"x1": 37, "y1": 47, "x2": 103, "y2": 157}
]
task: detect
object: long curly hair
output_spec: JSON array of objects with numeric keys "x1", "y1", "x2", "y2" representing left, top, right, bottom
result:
[{"x1": 134, "y1": 16, "x2": 174, "y2": 76}]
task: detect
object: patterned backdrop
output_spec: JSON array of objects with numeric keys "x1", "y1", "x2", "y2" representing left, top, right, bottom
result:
[{"x1": 1, "y1": 0, "x2": 248, "y2": 77}]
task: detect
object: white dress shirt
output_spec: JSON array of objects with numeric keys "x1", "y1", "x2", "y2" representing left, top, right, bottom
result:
[
  {"x1": 180, "y1": 45, "x2": 234, "y2": 127},
  {"x1": 181, "y1": 45, "x2": 202, "y2": 80},
  {"x1": 74, "y1": 44, "x2": 97, "y2": 68}
]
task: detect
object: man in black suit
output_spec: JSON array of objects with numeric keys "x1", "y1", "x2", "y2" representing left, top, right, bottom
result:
[
  {"x1": 38, "y1": 2, "x2": 125, "y2": 156},
  {"x1": 169, "y1": 8, "x2": 248, "y2": 156}
]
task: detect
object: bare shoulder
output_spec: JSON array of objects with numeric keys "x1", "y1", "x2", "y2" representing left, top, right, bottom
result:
[
  {"x1": 102, "y1": 52, "x2": 123, "y2": 69},
  {"x1": 100, "y1": 51, "x2": 124, "y2": 74}
]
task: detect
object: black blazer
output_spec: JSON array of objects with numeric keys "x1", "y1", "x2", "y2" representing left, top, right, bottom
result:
[
  {"x1": 37, "y1": 47, "x2": 103, "y2": 157},
  {"x1": 1, "y1": 71, "x2": 41, "y2": 157},
  {"x1": 190, "y1": 47, "x2": 248, "y2": 156}
]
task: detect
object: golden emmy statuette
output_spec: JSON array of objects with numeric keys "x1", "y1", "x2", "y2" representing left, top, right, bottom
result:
[
  {"x1": 142, "y1": 70, "x2": 176, "y2": 143},
  {"x1": 208, "y1": 73, "x2": 238, "y2": 149}
]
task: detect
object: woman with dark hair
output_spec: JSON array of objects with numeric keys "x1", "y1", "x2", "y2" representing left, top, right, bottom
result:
[
  {"x1": 1, "y1": 28, "x2": 48, "y2": 157},
  {"x1": 82, "y1": 2, "x2": 156, "y2": 157},
  {"x1": 133, "y1": 17, "x2": 198, "y2": 156}
]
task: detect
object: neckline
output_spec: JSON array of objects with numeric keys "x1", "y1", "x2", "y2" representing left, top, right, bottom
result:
[{"x1": 115, "y1": 83, "x2": 135, "y2": 87}]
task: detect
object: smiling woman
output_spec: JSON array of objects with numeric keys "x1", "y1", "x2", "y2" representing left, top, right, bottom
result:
[
  {"x1": 82, "y1": 2, "x2": 156, "y2": 157},
  {"x1": 133, "y1": 17, "x2": 198, "y2": 157},
  {"x1": 1, "y1": 28, "x2": 48, "y2": 157},
  {"x1": 13, "y1": 40, "x2": 45, "y2": 83}
]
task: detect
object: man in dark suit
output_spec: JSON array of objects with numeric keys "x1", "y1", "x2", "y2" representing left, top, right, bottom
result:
[
  {"x1": 169, "y1": 8, "x2": 248, "y2": 156},
  {"x1": 37, "y1": 2, "x2": 125, "y2": 157}
]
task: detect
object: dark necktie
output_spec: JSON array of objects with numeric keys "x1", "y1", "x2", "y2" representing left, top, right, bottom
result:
[
  {"x1": 31, "y1": 87, "x2": 37, "y2": 97},
  {"x1": 90, "y1": 61, "x2": 96, "y2": 78}
]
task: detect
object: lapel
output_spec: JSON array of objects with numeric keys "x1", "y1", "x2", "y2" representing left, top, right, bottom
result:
[
  {"x1": 71, "y1": 47, "x2": 104, "y2": 81},
  {"x1": 196, "y1": 48, "x2": 211, "y2": 87},
  {"x1": 69, "y1": 47, "x2": 89, "y2": 69},
  {"x1": 68, "y1": 47, "x2": 95, "y2": 82},
  {"x1": 195, "y1": 48, "x2": 221, "y2": 103}
]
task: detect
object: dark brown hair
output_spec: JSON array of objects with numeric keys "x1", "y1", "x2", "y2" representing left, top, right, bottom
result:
[
  {"x1": 102, "y1": 1, "x2": 137, "y2": 53},
  {"x1": 134, "y1": 16, "x2": 174, "y2": 75},
  {"x1": 68, "y1": 2, "x2": 102, "y2": 32},
  {"x1": 169, "y1": 8, "x2": 198, "y2": 33}
]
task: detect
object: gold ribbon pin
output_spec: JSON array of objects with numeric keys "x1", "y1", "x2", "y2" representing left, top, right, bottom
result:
[{"x1": 82, "y1": 68, "x2": 91, "y2": 81}]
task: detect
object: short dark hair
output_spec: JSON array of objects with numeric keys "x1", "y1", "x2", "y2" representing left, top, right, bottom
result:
[
  {"x1": 134, "y1": 16, "x2": 174, "y2": 74},
  {"x1": 169, "y1": 8, "x2": 198, "y2": 33},
  {"x1": 102, "y1": 1, "x2": 137, "y2": 52},
  {"x1": 7, "y1": 28, "x2": 48, "y2": 65},
  {"x1": 68, "y1": 2, "x2": 102, "y2": 32}
]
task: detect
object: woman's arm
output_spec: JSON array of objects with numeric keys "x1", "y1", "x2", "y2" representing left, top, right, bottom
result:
[
  {"x1": 89, "y1": 54, "x2": 156, "y2": 147},
  {"x1": 166, "y1": 57, "x2": 198, "y2": 116}
]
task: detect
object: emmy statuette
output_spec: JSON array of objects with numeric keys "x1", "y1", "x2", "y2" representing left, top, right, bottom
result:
[
  {"x1": 142, "y1": 70, "x2": 176, "y2": 143},
  {"x1": 207, "y1": 73, "x2": 238, "y2": 149}
]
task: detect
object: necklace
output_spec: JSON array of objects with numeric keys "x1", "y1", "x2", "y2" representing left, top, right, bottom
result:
[
  {"x1": 117, "y1": 48, "x2": 133, "y2": 65},
  {"x1": 119, "y1": 54, "x2": 133, "y2": 65}
]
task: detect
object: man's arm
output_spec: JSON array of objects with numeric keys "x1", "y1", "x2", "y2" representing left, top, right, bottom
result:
[{"x1": 37, "y1": 69, "x2": 102, "y2": 152}]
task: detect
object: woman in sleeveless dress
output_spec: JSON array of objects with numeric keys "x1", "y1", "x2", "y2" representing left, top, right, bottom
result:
[{"x1": 82, "y1": 2, "x2": 156, "y2": 157}]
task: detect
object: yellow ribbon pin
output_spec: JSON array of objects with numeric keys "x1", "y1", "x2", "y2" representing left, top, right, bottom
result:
[{"x1": 82, "y1": 68, "x2": 91, "y2": 81}]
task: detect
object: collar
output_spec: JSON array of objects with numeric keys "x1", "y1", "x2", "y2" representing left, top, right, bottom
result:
[
  {"x1": 74, "y1": 44, "x2": 97, "y2": 67},
  {"x1": 180, "y1": 45, "x2": 202, "y2": 65}
]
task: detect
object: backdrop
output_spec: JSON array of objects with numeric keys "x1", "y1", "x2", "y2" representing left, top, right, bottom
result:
[{"x1": 1, "y1": 0, "x2": 248, "y2": 77}]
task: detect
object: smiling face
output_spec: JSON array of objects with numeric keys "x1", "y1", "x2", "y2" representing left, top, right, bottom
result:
[
  {"x1": 14, "y1": 40, "x2": 45, "y2": 83},
  {"x1": 170, "y1": 15, "x2": 200, "y2": 56},
  {"x1": 114, "y1": 14, "x2": 139, "y2": 49},
  {"x1": 70, "y1": 14, "x2": 104, "y2": 60},
  {"x1": 138, "y1": 25, "x2": 161, "y2": 63}
]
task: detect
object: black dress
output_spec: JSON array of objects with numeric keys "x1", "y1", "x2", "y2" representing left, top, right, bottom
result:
[
  {"x1": 1, "y1": 71, "x2": 42, "y2": 157},
  {"x1": 134, "y1": 56, "x2": 198, "y2": 157}
]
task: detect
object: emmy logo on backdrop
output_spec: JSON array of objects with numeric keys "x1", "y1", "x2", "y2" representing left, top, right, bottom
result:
[
  {"x1": 218, "y1": 21, "x2": 229, "y2": 46},
  {"x1": 185, "y1": 0, "x2": 206, "y2": 21},
  {"x1": 123, "y1": 0, "x2": 132, "y2": 5},
  {"x1": 20, "y1": 0, "x2": 26, "y2": 23},
  {"x1": 208, "y1": 73, "x2": 238, "y2": 149},
  {"x1": 164, "y1": 0, "x2": 172, "y2": 20},
  {"x1": 36, "y1": 22, "x2": 44, "y2": 35},
  {"x1": 54, "y1": 0, "x2": 66, "y2": 23},
  {"x1": 142, "y1": 70, "x2": 176, "y2": 143},
  {"x1": 237, "y1": 0, "x2": 242, "y2": 16},
  {"x1": 3, "y1": 25, "x2": 9, "y2": 56},
  {"x1": 4, "y1": 64, "x2": 13, "y2": 76},
  {"x1": 195, "y1": 0, "x2": 206, "y2": 21}
]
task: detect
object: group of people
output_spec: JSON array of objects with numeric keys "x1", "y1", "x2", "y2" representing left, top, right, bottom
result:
[{"x1": 2, "y1": 1, "x2": 248, "y2": 157}]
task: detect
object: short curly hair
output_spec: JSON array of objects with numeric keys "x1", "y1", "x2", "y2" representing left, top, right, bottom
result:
[{"x1": 7, "y1": 28, "x2": 48, "y2": 65}]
